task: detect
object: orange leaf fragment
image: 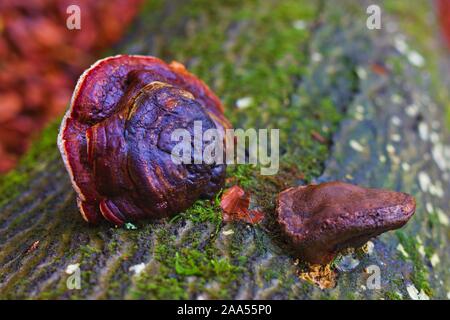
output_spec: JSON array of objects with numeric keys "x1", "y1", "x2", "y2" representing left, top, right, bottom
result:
[
  {"x1": 220, "y1": 186, "x2": 264, "y2": 224},
  {"x1": 311, "y1": 130, "x2": 327, "y2": 144},
  {"x1": 25, "y1": 240, "x2": 40, "y2": 254},
  {"x1": 370, "y1": 63, "x2": 388, "y2": 76}
]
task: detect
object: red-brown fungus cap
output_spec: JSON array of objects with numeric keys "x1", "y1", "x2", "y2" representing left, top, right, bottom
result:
[
  {"x1": 276, "y1": 181, "x2": 416, "y2": 265},
  {"x1": 58, "y1": 55, "x2": 231, "y2": 225}
]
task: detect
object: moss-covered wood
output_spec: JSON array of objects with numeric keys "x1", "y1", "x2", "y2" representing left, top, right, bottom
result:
[{"x1": 0, "y1": 0, "x2": 449, "y2": 299}]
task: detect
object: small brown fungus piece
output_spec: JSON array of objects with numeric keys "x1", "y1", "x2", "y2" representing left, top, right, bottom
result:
[
  {"x1": 276, "y1": 181, "x2": 416, "y2": 265},
  {"x1": 59, "y1": 55, "x2": 231, "y2": 225}
]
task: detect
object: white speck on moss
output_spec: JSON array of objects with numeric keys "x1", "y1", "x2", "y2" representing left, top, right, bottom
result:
[
  {"x1": 65, "y1": 263, "x2": 80, "y2": 274},
  {"x1": 418, "y1": 172, "x2": 431, "y2": 192},
  {"x1": 432, "y1": 143, "x2": 449, "y2": 172},
  {"x1": 436, "y1": 209, "x2": 449, "y2": 226},
  {"x1": 407, "y1": 51, "x2": 425, "y2": 67},
  {"x1": 418, "y1": 245, "x2": 425, "y2": 257},
  {"x1": 406, "y1": 284, "x2": 429, "y2": 300},
  {"x1": 386, "y1": 144, "x2": 395, "y2": 154},
  {"x1": 392, "y1": 94, "x2": 403, "y2": 104},
  {"x1": 129, "y1": 263, "x2": 146, "y2": 276},
  {"x1": 430, "y1": 253, "x2": 440, "y2": 267},
  {"x1": 430, "y1": 132, "x2": 439, "y2": 144},
  {"x1": 406, "y1": 104, "x2": 419, "y2": 117},
  {"x1": 349, "y1": 140, "x2": 364, "y2": 152},
  {"x1": 430, "y1": 183, "x2": 444, "y2": 198},
  {"x1": 236, "y1": 97, "x2": 253, "y2": 109},
  {"x1": 355, "y1": 105, "x2": 364, "y2": 114},
  {"x1": 397, "y1": 244, "x2": 409, "y2": 258},
  {"x1": 379, "y1": 155, "x2": 386, "y2": 163},
  {"x1": 125, "y1": 222, "x2": 137, "y2": 230},
  {"x1": 356, "y1": 67, "x2": 367, "y2": 79},
  {"x1": 292, "y1": 20, "x2": 306, "y2": 30},
  {"x1": 222, "y1": 229, "x2": 234, "y2": 236},
  {"x1": 426, "y1": 202, "x2": 434, "y2": 214},
  {"x1": 391, "y1": 116, "x2": 402, "y2": 126},
  {"x1": 401, "y1": 162, "x2": 410, "y2": 172},
  {"x1": 394, "y1": 37, "x2": 408, "y2": 54},
  {"x1": 391, "y1": 134, "x2": 401, "y2": 142},
  {"x1": 415, "y1": 235, "x2": 423, "y2": 244},
  {"x1": 418, "y1": 122, "x2": 429, "y2": 141},
  {"x1": 312, "y1": 52, "x2": 322, "y2": 63}
]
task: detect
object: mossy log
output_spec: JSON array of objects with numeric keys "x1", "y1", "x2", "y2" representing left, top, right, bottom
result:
[{"x1": 0, "y1": 0, "x2": 449, "y2": 299}]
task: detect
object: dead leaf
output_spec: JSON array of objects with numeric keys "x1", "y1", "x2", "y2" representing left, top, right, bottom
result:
[
  {"x1": 25, "y1": 240, "x2": 40, "y2": 254},
  {"x1": 311, "y1": 130, "x2": 327, "y2": 144},
  {"x1": 220, "y1": 185, "x2": 264, "y2": 224},
  {"x1": 370, "y1": 63, "x2": 388, "y2": 76}
]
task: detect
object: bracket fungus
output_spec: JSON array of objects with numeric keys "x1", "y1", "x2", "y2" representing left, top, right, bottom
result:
[
  {"x1": 276, "y1": 181, "x2": 416, "y2": 265},
  {"x1": 58, "y1": 55, "x2": 231, "y2": 225}
]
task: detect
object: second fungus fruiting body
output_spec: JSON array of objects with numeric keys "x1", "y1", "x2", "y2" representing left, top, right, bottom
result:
[
  {"x1": 58, "y1": 55, "x2": 231, "y2": 225},
  {"x1": 276, "y1": 181, "x2": 416, "y2": 265}
]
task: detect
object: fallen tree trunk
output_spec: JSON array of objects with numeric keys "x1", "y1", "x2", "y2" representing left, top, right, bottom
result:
[{"x1": 0, "y1": 0, "x2": 449, "y2": 299}]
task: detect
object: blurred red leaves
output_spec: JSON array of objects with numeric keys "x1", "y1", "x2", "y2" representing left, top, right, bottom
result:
[
  {"x1": 437, "y1": 0, "x2": 450, "y2": 49},
  {"x1": 220, "y1": 185, "x2": 264, "y2": 224},
  {"x1": 0, "y1": 0, "x2": 142, "y2": 172}
]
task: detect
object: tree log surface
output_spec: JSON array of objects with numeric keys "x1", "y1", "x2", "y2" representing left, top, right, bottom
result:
[{"x1": 0, "y1": 0, "x2": 449, "y2": 299}]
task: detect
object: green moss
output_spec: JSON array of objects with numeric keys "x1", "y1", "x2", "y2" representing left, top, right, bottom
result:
[
  {"x1": 79, "y1": 244, "x2": 101, "y2": 261},
  {"x1": 0, "y1": 119, "x2": 61, "y2": 207},
  {"x1": 385, "y1": 291, "x2": 403, "y2": 300},
  {"x1": 427, "y1": 210, "x2": 442, "y2": 230},
  {"x1": 346, "y1": 291, "x2": 357, "y2": 300},
  {"x1": 171, "y1": 196, "x2": 223, "y2": 234},
  {"x1": 227, "y1": 164, "x2": 258, "y2": 190},
  {"x1": 107, "y1": 240, "x2": 119, "y2": 253},
  {"x1": 132, "y1": 271, "x2": 188, "y2": 300},
  {"x1": 396, "y1": 231, "x2": 433, "y2": 297},
  {"x1": 175, "y1": 250, "x2": 240, "y2": 278},
  {"x1": 263, "y1": 268, "x2": 281, "y2": 282},
  {"x1": 130, "y1": 226, "x2": 242, "y2": 299}
]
